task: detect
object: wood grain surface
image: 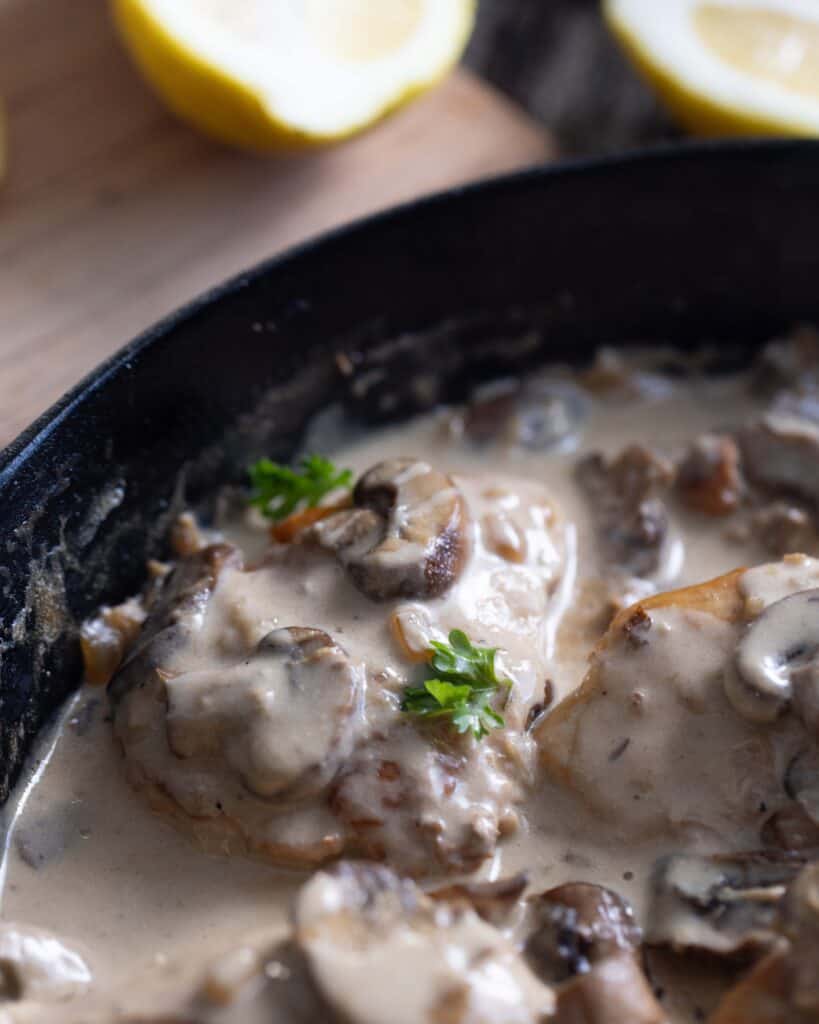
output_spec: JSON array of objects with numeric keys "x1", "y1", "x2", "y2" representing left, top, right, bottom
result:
[{"x1": 0, "y1": 0, "x2": 551, "y2": 448}]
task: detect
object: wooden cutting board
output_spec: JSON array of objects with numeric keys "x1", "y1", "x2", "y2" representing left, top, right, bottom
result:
[{"x1": 0, "y1": 0, "x2": 551, "y2": 447}]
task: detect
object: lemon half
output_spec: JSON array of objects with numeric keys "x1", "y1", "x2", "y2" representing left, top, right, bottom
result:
[
  {"x1": 112, "y1": 0, "x2": 475, "y2": 150},
  {"x1": 605, "y1": 0, "x2": 819, "y2": 137}
]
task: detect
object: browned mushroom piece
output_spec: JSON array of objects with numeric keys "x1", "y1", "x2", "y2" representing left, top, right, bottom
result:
[
  {"x1": 761, "y1": 801, "x2": 819, "y2": 853},
  {"x1": 753, "y1": 501, "x2": 819, "y2": 557},
  {"x1": 165, "y1": 627, "x2": 364, "y2": 800},
  {"x1": 751, "y1": 327, "x2": 819, "y2": 397},
  {"x1": 292, "y1": 863, "x2": 555, "y2": 1024},
  {"x1": 0, "y1": 923, "x2": 92, "y2": 1003},
  {"x1": 708, "y1": 860, "x2": 819, "y2": 1023},
  {"x1": 310, "y1": 458, "x2": 468, "y2": 601},
  {"x1": 645, "y1": 853, "x2": 803, "y2": 957},
  {"x1": 554, "y1": 954, "x2": 667, "y2": 1024},
  {"x1": 108, "y1": 542, "x2": 243, "y2": 705},
  {"x1": 575, "y1": 444, "x2": 675, "y2": 577},
  {"x1": 785, "y1": 749, "x2": 819, "y2": 824},
  {"x1": 740, "y1": 412, "x2": 819, "y2": 507},
  {"x1": 677, "y1": 434, "x2": 743, "y2": 516},
  {"x1": 778, "y1": 860, "x2": 819, "y2": 1011},
  {"x1": 430, "y1": 873, "x2": 529, "y2": 928},
  {"x1": 523, "y1": 882, "x2": 664, "y2": 1024},
  {"x1": 727, "y1": 589, "x2": 819, "y2": 725},
  {"x1": 524, "y1": 883, "x2": 642, "y2": 983}
]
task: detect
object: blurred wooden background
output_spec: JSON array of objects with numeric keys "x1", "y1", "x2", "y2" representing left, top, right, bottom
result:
[
  {"x1": 467, "y1": 0, "x2": 678, "y2": 153},
  {"x1": 0, "y1": 0, "x2": 680, "y2": 446}
]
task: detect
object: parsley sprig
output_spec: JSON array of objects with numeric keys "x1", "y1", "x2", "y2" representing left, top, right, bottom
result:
[
  {"x1": 401, "y1": 630, "x2": 510, "y2": 740},
  {"x1": 248, "y1": 455, "x2": 353, "y2": 523}
]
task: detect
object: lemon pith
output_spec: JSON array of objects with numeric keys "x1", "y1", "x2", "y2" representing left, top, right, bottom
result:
[
  {"x1": 111, "y1": 0, "x2": 475, "y2": 151},
  {"x1": 604, "y1": 0, "x2": 819, "y2": 138}
]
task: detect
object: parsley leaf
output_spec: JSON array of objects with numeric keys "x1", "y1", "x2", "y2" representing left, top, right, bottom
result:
[
  {"x1": 400, "y1": 630, "x2": 509, "y2": 741},
  {"x1": 248, "y1": 455, "x2": 353, "y2": 522}
]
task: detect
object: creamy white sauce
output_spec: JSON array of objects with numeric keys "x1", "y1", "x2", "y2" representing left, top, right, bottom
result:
[{"x1": 0, "y1": 364, "x2": 806, "y2": 1023}]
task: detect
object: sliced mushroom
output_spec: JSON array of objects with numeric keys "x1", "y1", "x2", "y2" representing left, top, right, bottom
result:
[
  {"x1": 778, "y1": 860, "x2": 819, "y2": 1012},
  {"x1": 786, "y1": 749, "x2": 819, "y2": 823},
  {"x1": 554, "y1": 953, "x2": 666, "y2": 1024},
  {"x1": 740, "y1": 413, "x2": 819, "y2": 507},
  {"x1": 524, "y1": 883, "x2": 641, "y2": 983},
  {"x1": 727, "y1": 588, "x2": 819, "y2": 724},
  {"x1": 706, "y1": 950, "x2": 795, "y2": 1024},
  {"x1": 522, "y1": 882, "x2": 662, "y2": 1024},
  {"x1": 645, "y1": 853, "x2": 803, "y2": 957},
  {"x1": 761, "y1": 802, "x2": 819, "y2": 853},
  {"x1": 293, "y1": 863, "x2": 555, "y2": 1024},
  {"x1": 430, "y1": 873, "x2": 529, "y2": 928},
  {"x1": 677, "y1": 434, "x2": 743, "y2": 517},
  {"x1": 575, "y1": 445, "x2": 675, "y2": 577},
  {"x1": 165, "y1": 628, "x2": 364, "y2": 800},
  {"x1": 753, "y1": 501, "x2": 819, "y2": 558},
  {"x1": 456, "y1": 378, "x2": 588, "y2": 451},
  {"x1": 311, "y1": 459, "x2": 468, "y2": 601},
  {"x1": 0, "y1": 923, "x2": 92, "y2": 1002},
  {"x1": 108, "y1": 542, "x2": 243, "y2": 705},
  {"x1": 708, "y1": 860, "x2": 819, "y2": 1023},
  {"x1": 751, "y1": 326, "x2": 819, "y2": 397}
]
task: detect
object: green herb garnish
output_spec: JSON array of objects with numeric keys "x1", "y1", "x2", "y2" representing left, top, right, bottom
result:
[
  {"x1": 401, "y1": 629, "x2": 509, "y2": 740},
  {"x1": 248, "y1": 455, "x2": 353, "y2": 522}
]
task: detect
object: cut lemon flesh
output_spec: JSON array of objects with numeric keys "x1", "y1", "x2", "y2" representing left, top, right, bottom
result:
[
  {"x1": 604, "y1": 0, "x2": 819, "y2": 136},
  {"x1": 112, "y1": 0, "x2": 475, "y2": 150}
]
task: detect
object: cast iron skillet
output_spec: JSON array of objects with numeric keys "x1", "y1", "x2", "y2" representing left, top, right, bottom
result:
[{"x1": 2, "y1": 140, "x2": 819, "y2": 804}]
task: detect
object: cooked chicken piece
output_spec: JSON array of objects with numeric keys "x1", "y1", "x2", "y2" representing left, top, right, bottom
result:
[
  {"x1": 331, "y1": 722, "x2": 527, "y2": 876},
  {"x1": 110, "y1": 469, "x2": 568, "y2": 875},
  {"x1": 575, "y1": 445, "x2": 675, "y2": 578},
  {"x1": 537, "y1": 558, "x2": 819, "y2": 847},
  {"x1": 164, "y1": 627, "x2": 364, "y2": 800},
  {"x1": 110, "y1": 543, "x2": 360, "y2": 867}
]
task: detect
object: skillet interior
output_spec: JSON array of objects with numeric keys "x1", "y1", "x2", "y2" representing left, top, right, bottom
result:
[{"x1": 2, "y1": 140, "x2": 819, "y2": 806}]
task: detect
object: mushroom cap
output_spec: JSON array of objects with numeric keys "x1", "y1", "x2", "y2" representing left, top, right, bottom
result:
[
  {"x1": 645, "y1": 853, "x2": 802, "y2": 957},
  {"x1": 708, "y1": 860, "x2": 819, "y2": 1023},
  {"x1": 729, "y1": 589, "x2": 819, "y2": 724},
  {"x1": 312, "y1": 458, "x2": 468, "y2": 602},
  {"x1": 108, "y1": 542, "x2": 243, "y2": 706},
  {"x1": 0, "y1": 923, "x2": 92, "y2": 1002},
  {"x1": 525, "y1": 883, "x2": 641, "y2": 983},
  {"x1": 785, "y1": 749, "x2": 819, "y2": 827},
  {"x1": 165, "y1": 627, "x2": 364, "y2": 800},
  {"x1": 294, "y1": 863, "x2": 555, "y2": 1024},
  {"x1": 554, "y1": 953, "x2": 666, "y2": 1024},
  {"x1": 740, "y1": 412, "x2": 819, "y2": 507}
]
